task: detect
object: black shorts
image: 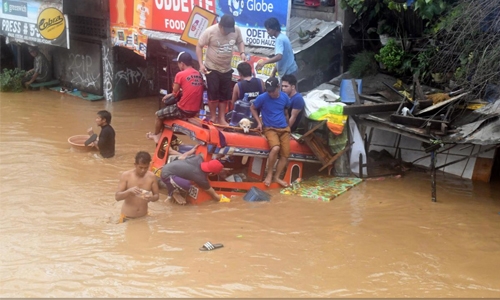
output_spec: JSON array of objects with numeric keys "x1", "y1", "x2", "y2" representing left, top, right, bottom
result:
[{"x1": 205, "y1": 69, "x2": 233, "y2": 102}]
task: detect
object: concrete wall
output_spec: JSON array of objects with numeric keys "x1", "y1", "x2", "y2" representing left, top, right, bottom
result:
[
  {"x1": 112, "y1": 47, "x2": 157, "y2": 101},
  {"x1": 63, "y1": 0, "x2": 108, "y2": 19},
  {"x1": 62, "y1": 0, "x2": 111, "y2": 99},
  {"x1": 291, "y1": 4, "x2": 337, "y2": 22},
  {"x1": 53, "y1": 39, "x2": 103, "y2": 95}
]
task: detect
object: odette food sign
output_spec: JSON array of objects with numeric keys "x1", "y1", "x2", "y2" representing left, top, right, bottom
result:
[{"x1": 110, "y1": 0, "x2": 291, "y2": 48}]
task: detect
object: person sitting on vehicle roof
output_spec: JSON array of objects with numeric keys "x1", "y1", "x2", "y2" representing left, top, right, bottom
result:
[
  {"x1": 147, "y1": 52, "x2": 204, "y2": 143},
  {"x1": 250, "y1": 77, "x2": 291, "y2": 188},
  {"x1": 281, "y1": 74, "x2": 305, "y2": 133}
]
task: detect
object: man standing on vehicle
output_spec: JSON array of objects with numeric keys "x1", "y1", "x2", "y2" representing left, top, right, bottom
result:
[
  {"x1": 196, "y1": 14, "x2": 246, "y2": 125},
  {"x1": 256, "y1": 17, "x2": 298, "y2": 81}
]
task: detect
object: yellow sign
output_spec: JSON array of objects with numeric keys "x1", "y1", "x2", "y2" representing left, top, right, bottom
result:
[
  {"x1": 181, "y1": 6, "x2": 217, "y2": 46},
  {"x1": 37, "y1": 7, "x2": 65, "y2": 40}
]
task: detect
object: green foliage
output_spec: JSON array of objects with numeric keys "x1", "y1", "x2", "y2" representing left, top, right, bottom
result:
[
  {"x1": 297, "y1": 27, "x2": 308, "y2": 38},
  {"x1": 412, "y1": 0, "x2": 449, "y2": 21},
  {"x1": 430, "y1": 0, "x2": 500, "y2": 97},
  {"x1": 432, "y1": 1, "x2": 462, "y2": 33},
  {"x1": 375, "y1": 39, "x2": 404, "y2": 72},
  {"x1": 0, "y1": 68, "x2": 26, "y2": 92},
  {"x1": 340, "y1": 0, "x2": 383, "y2": 22},
  {"x1": 349, "y1": 51, "x2": 378, "y2": 77},
  {"x1": 342, "y1": 0, "x2": 456, "y2": 36},
  {"x1": 400, "y1": 46, "x2": 437, "y2": 80},
  {"x1": 340, "y1": 0, "x2": 368, "y2": 15}
]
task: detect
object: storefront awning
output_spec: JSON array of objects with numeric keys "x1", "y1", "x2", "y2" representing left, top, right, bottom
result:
[
  {"x1": 141, "y1": 29, "x2": 183, "y2": 44},
  {"x1": 141, "y1": 28, "x2": 196, "y2": 60},
  {"x1": 246, "y1": 17, "x2": 342, "y2": 57}
]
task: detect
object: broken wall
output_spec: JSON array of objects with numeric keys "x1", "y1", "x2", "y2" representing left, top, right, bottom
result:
[{"x1": 367, "y1": 127, "x2": 497, "y2": 181}]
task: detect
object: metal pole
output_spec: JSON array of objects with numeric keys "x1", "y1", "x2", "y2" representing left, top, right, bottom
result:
[{"x1": 431, "y1": 150, "x2": 437, "y2": 202}]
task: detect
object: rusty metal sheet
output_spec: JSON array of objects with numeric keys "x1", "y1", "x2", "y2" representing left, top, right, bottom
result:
[{"x1": 445, "y1": 101, "x2": 500, "y2": 145}]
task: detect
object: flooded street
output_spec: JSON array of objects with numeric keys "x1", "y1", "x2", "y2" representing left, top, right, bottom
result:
[{"x1": 1, "y1": 90, "x2": 500, "y2": 297}]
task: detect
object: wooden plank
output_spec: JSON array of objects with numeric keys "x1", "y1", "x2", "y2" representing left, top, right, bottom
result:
[
  {"x1": 416, "y1": 99, "x2": 434, "y2": 109},
  {"x1": 472, "y1": 157, "x2": 494, "y2": 182},
  {"x1": 414, "y1": 75, "x2": 426, "y2": 101},
  {"x1": 298, "y1": 120, "x2": 327, "y2": 141},
  {"x1": 30, "y1": 79, "x2": 60, "y2": 88},
  {"x1": 376, "y1": 90, "x2": 403, "y2": 102},
  {"x1": 361, "y1": 115, "x2": 433, "y2": 140},
  {"x1": 318, "y1": 145, "x2": 350, "y2": 172},
  {"x1": 415, "y1": 92, "x2": 468, "y2": 115},
  {"x1": 351, "y1": 79, "x2": 361, "y2": 105},
  {"x1": 302, "y1": 134, "x2": 332, "y2": 165},
  {"x1": 343, "y1": 102, "x2": 405, "y2": 115},
  {"x1": 390, "y1": 114, "x2": 448, "y2": 130},
  {"x1": 359, "y1": 94, "x2": 389, "y2": 103},
  {"x1": 383, "y1": 81, "x2": 406, "y2": 98}
]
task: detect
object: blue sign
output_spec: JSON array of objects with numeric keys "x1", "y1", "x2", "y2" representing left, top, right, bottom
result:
[
  {"x1": 2, "y1": 0, "x2": 28, "y2": 17},
  {"x1": 216, "y1": 0, "x2": 290, "y2": 48}
]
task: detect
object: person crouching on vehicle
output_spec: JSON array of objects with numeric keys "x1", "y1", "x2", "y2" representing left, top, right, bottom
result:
[{"x1": 159, "y1": 145, "x2": 225, "y2": 205}]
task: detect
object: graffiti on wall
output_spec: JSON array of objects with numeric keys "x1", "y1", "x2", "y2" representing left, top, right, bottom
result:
[
  {"x1": 68, "y1": 53, "x2": 101, "y2": 90},
  {"x1": 102, "y1": 45, "x2": 113, "y2": 101},
  {"x1": 111, "y1": 46, "x2": 156, "y2": 101},
  {"x1": 115, "y1": 66, "x2": 154, "y2": 90},
  {"x1": 115, "y1": 67, "x2": 145, "y2": 86}
]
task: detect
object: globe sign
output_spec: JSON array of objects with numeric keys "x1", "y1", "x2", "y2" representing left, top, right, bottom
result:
[{"x1": 228, "y1": 0, "x2": 244, "y2": 17}]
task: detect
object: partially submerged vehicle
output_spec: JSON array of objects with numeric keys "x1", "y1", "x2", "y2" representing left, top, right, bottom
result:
[{"x1": 151, "y1": 118, "x2": 319, "y2": 204}]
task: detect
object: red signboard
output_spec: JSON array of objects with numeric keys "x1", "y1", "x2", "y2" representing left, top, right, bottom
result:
[
  {"x1": 110, "y1": 0, "x2": 134, "y2": 26},
  {"x1": 151, "y1": 0, "x2": 216, "y2": 34},
  {"x1": 109, "y1": 0, "x2": 285, "y2": 61},
  {"x1": 110, "y1": 0, "x2": 149, "y2": 58},
  {"x1": 110, "y1": 0, "x2": 216, "y2": 34}
]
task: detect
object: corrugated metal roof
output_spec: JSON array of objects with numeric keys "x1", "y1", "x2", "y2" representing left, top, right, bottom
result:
[
  {"x1": 246, "y1": 16, "x2": 342, "y2": 56},
  {"x1": 445, "y1": 101, "x2": 500, "y2": 145},
  {"x1": 142, "y1": 16, "x2": 342, "y2": 57}
]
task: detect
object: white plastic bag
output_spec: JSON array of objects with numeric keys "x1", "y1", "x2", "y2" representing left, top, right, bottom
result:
[{"x1": 303, "y1": 89, "x2": 341, "y2": 117}]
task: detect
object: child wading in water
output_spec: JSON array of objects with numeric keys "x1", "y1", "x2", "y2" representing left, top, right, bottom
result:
[{"x1": 88, "y1": 110, "x2": 115, "y2": 158}]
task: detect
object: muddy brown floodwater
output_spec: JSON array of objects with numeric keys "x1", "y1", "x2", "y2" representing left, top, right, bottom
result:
[{"x1": 1, "y1": 90, "x2": 500, "y2": 297}]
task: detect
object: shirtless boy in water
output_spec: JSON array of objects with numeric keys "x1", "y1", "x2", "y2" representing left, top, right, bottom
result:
[{"x1": 115, "y1": 151, "x2": 159, "y2": 222}]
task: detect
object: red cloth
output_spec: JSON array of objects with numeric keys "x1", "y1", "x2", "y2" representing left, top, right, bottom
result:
[{"x1": 175, "y1": 67, "x2": 204, "y2": 112}]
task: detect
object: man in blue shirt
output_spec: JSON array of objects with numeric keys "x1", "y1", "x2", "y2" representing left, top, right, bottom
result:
[
  {"x1": 281, "y1": 74, "x2": 305, "y2": 132},
  {"x1": 250, "y1": 77, "x2": 291, "y2": 187},
  {"x1": 256, "y1": 17, "x2": 298, "y2": 80}
]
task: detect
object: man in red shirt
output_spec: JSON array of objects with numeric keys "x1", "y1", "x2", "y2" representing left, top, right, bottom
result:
[{"x1": 148, "y1": 52, "x2": 204, "y2": 141}]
